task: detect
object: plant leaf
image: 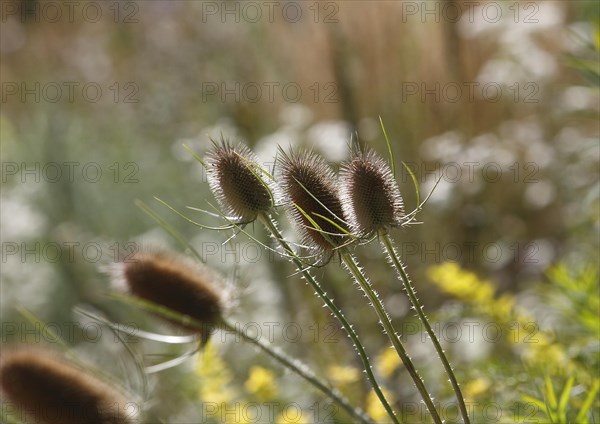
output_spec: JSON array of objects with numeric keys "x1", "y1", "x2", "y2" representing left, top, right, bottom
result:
[
  {"x1": 575, "y1": 379, "x2": 600, "y2": 423},
  {"x1": 379, "y1": 116, "x2": 395, "y2": 178}
]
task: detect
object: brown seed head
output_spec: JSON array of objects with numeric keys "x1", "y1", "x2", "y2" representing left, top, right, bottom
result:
[
  {"x1": 206, "y1": 139, "x2": 274, "y2": 222},
  {"x1": 340, "y1": 150, "x2": 404, "y2": 236},
  {"x1": 278, "y1": 149, "x2": 349, "y2": 252},
  {"x1": 120, "y1": 250, "x2": 223, "y2": 334},
  {"x1": 0, "y1": 348, "x2": 132, "y2": 424}
]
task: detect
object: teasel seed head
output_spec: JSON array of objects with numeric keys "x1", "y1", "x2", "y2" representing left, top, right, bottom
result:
[
  {"x1": 119, "y1": 250, "x2": 224, "y2": 339},
  {"x1": 278, "y1": 149, "x2": 349, "y2": 252},
  {"x1": 340, "y1": 149, "x2": 404, "y2": 236},
  {"x1": 206, "y1": 138, "x2": 274, "y2": 222},
  {"x1": 0, "y1": 348, "x2": 132, "y2": 424}
]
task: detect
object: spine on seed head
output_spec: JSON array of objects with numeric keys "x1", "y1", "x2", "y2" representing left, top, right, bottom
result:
[
  {"x1": 340, "y1": 149, "x2": 404, "y2": 236},
  {"x1": 206, "y1": 138, "x2": 275, "y2": 222},
  {"x1": 278, "y1": 149, "x2": 349, "y2": 252},
  {"x1": 118, "y1": 249, "x2": 224, "y2": 338}
]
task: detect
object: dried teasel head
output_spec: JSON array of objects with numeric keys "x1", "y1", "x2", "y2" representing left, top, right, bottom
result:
[
  {"x1": 278, "y1": 149, "x2": 349, "y2": 252},
  {"x1": 0, "y1": 348, "x2": 133, "y2": 424},
  {"x1": 340, "y1": 149, "x2": 404, "y2": 236},
  {"x1": 117, "y1": 250, "x2": 224, "y2": 340},
  {"x1": 206, "y1": 139, "x2": 275, "y2": 222}
]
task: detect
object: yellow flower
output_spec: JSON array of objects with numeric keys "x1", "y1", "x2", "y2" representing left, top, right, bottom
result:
[
  {"x1": 464, "y1": 377, "x2": 491, "y2": 400},
  {"x1": 427, "y1": 262, "x2": 572, "y2": 372},
  {"x1": 327, "y1": 365, "x2": 360, "y2": 385},
  {"x1": 245, "y1": 366, "x2": 278, "y2": 401},
  {"x1": 427, "y1": 262, "x2": 496, "y2": 304},
  {"x1": 196, "y1": 341, "x2": 235, "y2": 405},
  {"x1": 491, "y1": 294, "x2": 515, "y2": 321},
  {"x1": 376, "y1": 348, "x2": 402, "y2": 379},
  {"x1": 366, "y1": 388, "x2": 395, "y2": 423}
]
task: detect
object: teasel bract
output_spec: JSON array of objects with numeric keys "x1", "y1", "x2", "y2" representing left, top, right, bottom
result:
[
  {"x1": 278, "y1": 149, "x2": 349, "y2": 253},
  {"x1": 117, "y1": 250, "x2": 224, "y2": 343},
  {"x1": 206, "y1": 138, "x2": 275, "y2": 223},
  {"x1": 340, "y1": 149, "x2": 404, "y2": 237},
  {"x1": 0, "y1": 348, "x2": 132, "y2": 424}
]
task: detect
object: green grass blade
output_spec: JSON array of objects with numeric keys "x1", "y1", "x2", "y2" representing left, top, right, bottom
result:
[
  {"x1": 401, "y1": 160, "x2": 420, "y2": 207},
  {"x1": 379, "y1": 116, "x2": 395, "y2": 178},
  {"x1": 16, "y1": 306, "x2": 69, "y2": 349},
  {"x1": 106, "y1": 292, "x2": 209, "y2": 331},
  {"x1": 558, "y1": 376, "x2": 575, "y2": 421},
  {"x1": 545, "y1": 376, "x2": 558, "y2": 410},
  {"x1": 313, "y1": 212, "x2": 358, "y2": 239},
  {"x1": 182, "y1": 144, "x2": 206, "y2": 168},
  {"x1": 153, "y1": 197, "x2": 234, "y2": 231},
  {"x1": 522, "y1": 395, "x2": 548, "y2": 412},
  {"x1": 575, "y1": 379, "x2": 600, "y2": 423},
  {"x1": 135, "y1": 199, "x2": 205, "y2": 263}
]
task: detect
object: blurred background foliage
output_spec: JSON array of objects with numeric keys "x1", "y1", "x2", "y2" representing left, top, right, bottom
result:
[{"x1": 1, "y1": 1, "x2": 599, "y2": 423}]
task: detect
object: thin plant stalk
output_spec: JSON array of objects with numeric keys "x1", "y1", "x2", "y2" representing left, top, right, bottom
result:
[
  {"x1": 131, "y1": 203, "x2": 377, "y2": 423},
  {"x1": 219, "y1": 319, "x2": 374, "y2": 424},
  {"x1": 259, "y1": 213, "x2": 399, "y2": 424},
  {"x1": 106, "y1": 291, "x2": 371, "y2": 422},
  {"x1": 339, "y1": 249, "x2": 443, "y2": 424},
  {"x1": 380, "y1": 231, "x2": 471, "y2": 424}
]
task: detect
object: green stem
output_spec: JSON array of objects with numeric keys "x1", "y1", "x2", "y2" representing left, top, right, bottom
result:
[
  {"x1": 339, "y1": 250, "x2": 443, "y2": 424},
  {"x1": 259, "y1": 213, "x2": 399, "y2": 424},
  {"x1": 380, "y1": 232, "x2": 471, "y2": 424},
  {"x1": 220, "y1": 319, "x2": 373, "y2": 424}
]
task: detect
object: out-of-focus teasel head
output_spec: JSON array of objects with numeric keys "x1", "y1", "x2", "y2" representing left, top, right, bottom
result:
[
  {"x1": 0, "y1": 348, "x2": 133, "y2": 424},
  {"x1": 116, "y1": 250, "x2": 224, "y2": 343},
  {"x1": 206, "y1": 138, "x2": 275, "y2": 223},
  {"x1": 340, "y1": 149, "x2": 404, "y2": 237},
  {"x1": 278, "y1": 148, "x2": 350, "y2": 253}
]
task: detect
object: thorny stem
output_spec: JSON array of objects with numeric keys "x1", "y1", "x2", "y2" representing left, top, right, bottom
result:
[
  {"x1": 339, "y1": 249, "x2": 443, "y2": 424},
  {"x1": 380, "y1": 232, "x2": 471, "y2": 424},
  {"x1": 259, "y1": 213, "x2": 399, "y2": 424},
  {"x1": 220, "y1": 318, "x2": 373, "y2": 424},
  {"x1": 106, "y1": 293, "x2": 372, "y2": 422},
  {"x1": 134, "y1": 200, "x2": 373, "y2": 421}
]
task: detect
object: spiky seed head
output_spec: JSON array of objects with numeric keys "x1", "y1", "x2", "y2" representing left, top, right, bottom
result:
[
  {"x1": 340, "y1": 150, "x2": 404, "y2": 236},
  {"x1": 119, "y1": 250, "x2": 224, "y2": 336},
  {"x1": 0, "y1": 348, "x2": 132, "y2": 424},
  {"x1": 278, "y1": 149, "x2": 349, "y2": 252},
  {"x1": 206, "y1": 139, "x2": 274, "y2": 222}
]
